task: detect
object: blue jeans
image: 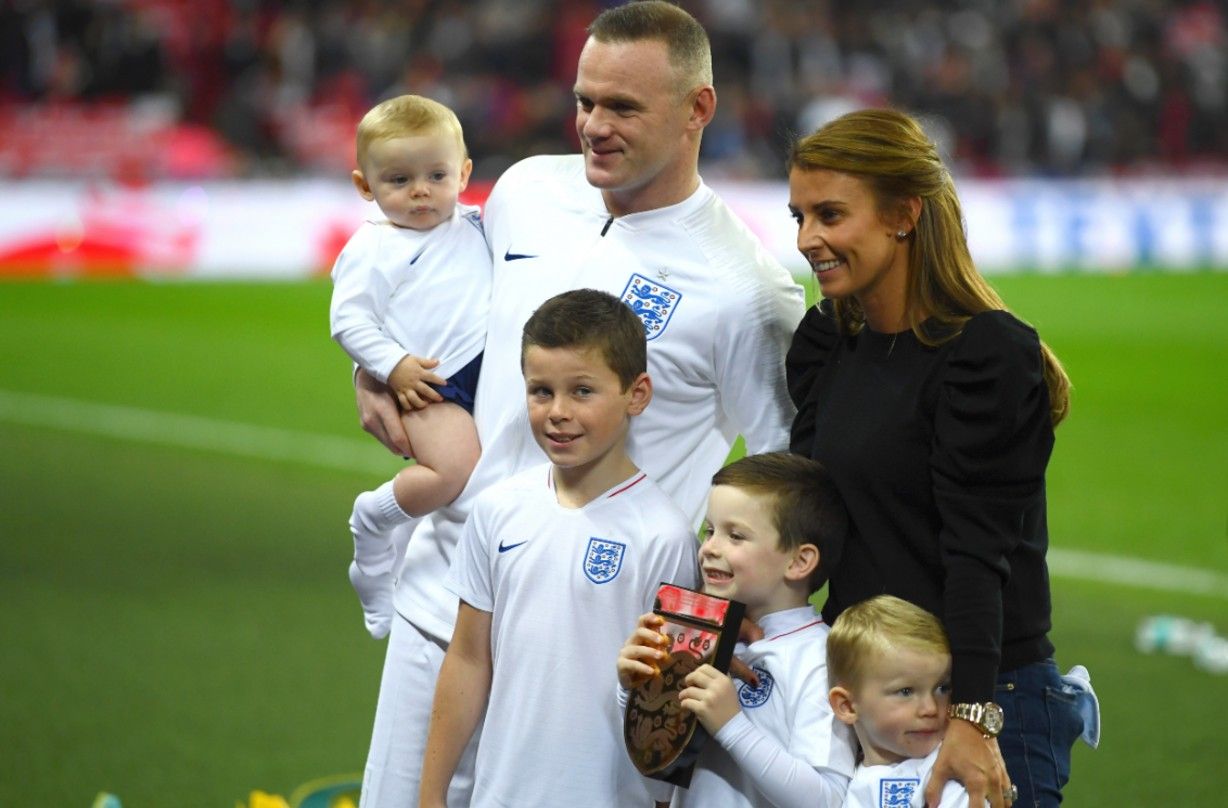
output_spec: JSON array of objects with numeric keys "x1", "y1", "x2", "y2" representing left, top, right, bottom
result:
[{"x1": 995, "y1": 659, "x2": 1084, "y2": 807}]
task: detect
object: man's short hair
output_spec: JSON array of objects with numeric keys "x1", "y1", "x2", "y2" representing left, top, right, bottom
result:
[
  {"x1": 711, "y1": 452, "x2": 849, "y2": 591},
  {"x1": 826, "y1": 595, "x2": 950, "y2": 690},
  {"x1": 521, "y1": 289, "x2": 647, "y2": 390},
  {"x1": 587, "y1": 0, "x2": 713, "y2": 90},
  {"x1": 355, "y1": 94, "x2": 467, "y2": 167}
]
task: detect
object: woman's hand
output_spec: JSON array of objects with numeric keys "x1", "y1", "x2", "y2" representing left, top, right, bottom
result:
[{"x1": 924, "y1": 718, "x2": 1013, "y2": 807}]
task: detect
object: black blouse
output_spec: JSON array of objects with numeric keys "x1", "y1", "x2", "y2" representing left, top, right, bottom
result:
[{"x1": 788, "y1": 299, "x2": 1056, "y2": 702}]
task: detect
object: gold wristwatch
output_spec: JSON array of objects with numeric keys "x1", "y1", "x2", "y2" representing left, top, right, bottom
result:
[{"x1": 948, "y1": 702, "x2": 1005, "y2": 737}]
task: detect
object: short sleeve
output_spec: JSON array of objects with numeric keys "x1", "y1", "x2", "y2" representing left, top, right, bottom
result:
[
  {"x1": 931, "y1": 310, "x2": 1054, "y2": 700},
  {"x1": 785, "y1": 299, "x2": 841, "y2": 457},
  {"x1": 656, "y1": 527, "x2": 700, "y2": 601},
  {"x1": 446, "y1": 501, "x2": 495, "y2": 613}
]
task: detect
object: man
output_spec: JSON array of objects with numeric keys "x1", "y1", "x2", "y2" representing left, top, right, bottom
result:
[{"x1": 351, "y1": 3, "x2": 805, "y2": 805}]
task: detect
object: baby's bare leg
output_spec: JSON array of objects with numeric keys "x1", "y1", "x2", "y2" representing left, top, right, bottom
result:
[{"x1": 393, "y1": 402, "x2": 481, "y2": 517}]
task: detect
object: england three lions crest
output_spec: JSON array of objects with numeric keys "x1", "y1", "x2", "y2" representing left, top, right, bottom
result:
[
  {"x1": 879, "y1": 778, "x2": 920, "y2": 807},
  {"x1": 584, "y1": 537, "x2": 626, "y2": 584},
  {"x1": 737, "y1": 666, "x2": 774, "y2": 708},
  {"x1": 621, "y1": 273, "x2": 681, "y2": 341}
]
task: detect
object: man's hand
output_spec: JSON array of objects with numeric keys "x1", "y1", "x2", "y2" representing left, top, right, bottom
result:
[
  {"x1": 355, "y1": 367, "x2": 411, "y2": 457},
  {"x1": 924, "y1": 717, "x2": 1013, "y2": 808},
  {"x1": 388, "y1": 354, "x2": 446, "y2": 411},
  {"x1": 617, "y1": 613, "x2": 669, "y2": 690},
  {"x1": 679, "y1": 664, "x2": 741, "y2": 734}
]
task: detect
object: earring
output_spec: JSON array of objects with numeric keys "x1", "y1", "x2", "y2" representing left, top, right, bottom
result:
[{"x1": 896, "y1": 230, "x2": 909, "y2": 241}]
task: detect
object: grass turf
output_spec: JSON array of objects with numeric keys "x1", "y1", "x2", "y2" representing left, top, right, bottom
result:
[{"x1": 1, "y1": 273, "x2": 1226, "y2": 804}]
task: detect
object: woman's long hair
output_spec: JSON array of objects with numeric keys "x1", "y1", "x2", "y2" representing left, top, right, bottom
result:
[{"x1": 788, "y1": 108, "x2": 1070, "y2": 425}]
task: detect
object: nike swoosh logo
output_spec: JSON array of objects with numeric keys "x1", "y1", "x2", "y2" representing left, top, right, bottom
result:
[
  {"x1": 504, "y1": 249, "x2": 538, "y2": 262},
  {"x1": 498, "y1": 540, "x2": 528, "y2": 553}
]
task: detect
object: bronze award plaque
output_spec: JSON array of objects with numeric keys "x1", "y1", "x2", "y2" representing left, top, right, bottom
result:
[{"x1": 623, "y1": 583, "x2": 746, "y2": 787}]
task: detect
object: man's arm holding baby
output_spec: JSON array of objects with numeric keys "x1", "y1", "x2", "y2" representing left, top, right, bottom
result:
[{"x1": 354, "y1": 367, "x2": 412, "y2": 457}]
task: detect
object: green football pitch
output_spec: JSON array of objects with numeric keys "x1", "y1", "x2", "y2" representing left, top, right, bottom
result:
[{"x1": 1, "y1": 273, "x2": 1225, "y2": 805}]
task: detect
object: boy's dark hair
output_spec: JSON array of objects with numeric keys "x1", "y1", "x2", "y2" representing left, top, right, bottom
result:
[
  {"x1": 521, "y1": 289, "x2": 647, "y2": 390},
  {"x1": 711, "y1": 452, "x2": 848, "y2": 591}
]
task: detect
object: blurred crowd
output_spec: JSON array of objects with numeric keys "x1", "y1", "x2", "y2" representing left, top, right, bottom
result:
[{"x1": 1, "y1": 0, "x2": 1225, "y2": 180}]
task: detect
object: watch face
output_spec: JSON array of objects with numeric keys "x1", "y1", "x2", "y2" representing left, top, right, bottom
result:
[{"x1": 983, "y1": 702, "x2": 1005, "y2": 735}]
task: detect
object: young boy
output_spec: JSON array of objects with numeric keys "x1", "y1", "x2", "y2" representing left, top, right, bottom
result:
[
  {"x1": 418, "y1": 289, "x2": 700, "y2": 808},
  {"x1": 618, "y1": 452, "x2": 858, "y2": 807},
  {"x1": 329, "y1": 94, "x2": 491, "y2": 639},
  {"x1": 827, "y1": 595, "x2": 971, "y2": 808}
]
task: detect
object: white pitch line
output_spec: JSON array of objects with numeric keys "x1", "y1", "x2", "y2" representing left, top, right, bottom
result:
[
  {"x1": 1048, "y1": 548, "x2": 1228, "y2": 600},
  {"x1": 2, "y1": 389, "x2": 1225, "y2": 600},
  {"x1": 0, "y1": 388, "x2": 391, "y2": 477}
]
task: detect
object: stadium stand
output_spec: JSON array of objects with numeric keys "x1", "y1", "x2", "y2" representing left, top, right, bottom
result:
[{"x1": 0, "y1": 0, "x2": 1224, "y2": 180}]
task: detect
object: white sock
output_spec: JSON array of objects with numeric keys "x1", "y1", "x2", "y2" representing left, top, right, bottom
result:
[
  {"x1": 349, "y1": 560, "x2": 394, "y2": 640},
  {"x1": 349, "y1": 480, "x2": 410, "y2": 575}
]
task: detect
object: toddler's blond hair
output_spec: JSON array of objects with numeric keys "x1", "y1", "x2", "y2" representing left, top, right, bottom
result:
[{"x1": 355, "y1": 94, "x2": 466, "y2": 168}]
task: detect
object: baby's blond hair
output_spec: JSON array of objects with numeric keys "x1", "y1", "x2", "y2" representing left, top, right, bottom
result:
[
  {"x1": 355, "y1": 94, "x2": 467, "y2": 167},
  {"x1": 827, "y1": 595, "x2": 950, "y2": 690}
]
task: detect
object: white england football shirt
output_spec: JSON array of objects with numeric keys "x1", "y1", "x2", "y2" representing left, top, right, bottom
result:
[
  {"x1": 844, "y1": 746, "x2": 971, "y2": 808},
  {"x1": 329, "y1": 203, "x2": 490, "y2": 383},
  {"x1": 395, "y1": 155, "x2": 804, "y2": 641},
  {"x1": 448, "y1": 464, "x2": 700, "y2": 807},
  {"x1": 672, "y1": 606, "x2": 857, "y2": 807}
]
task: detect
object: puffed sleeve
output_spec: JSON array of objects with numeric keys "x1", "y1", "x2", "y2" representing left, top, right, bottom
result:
[
  {"x1": 785, "y1": 299, "x2": 841, "y2": 458},
  {"x1": 931, "y1": 310, "x2": 1054, "y2": 702}
]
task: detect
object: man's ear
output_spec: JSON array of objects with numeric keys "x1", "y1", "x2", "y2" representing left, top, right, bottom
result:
[
  {"x1": 785, "y1": 543, "x2": 819, "y2": 583},
  {"x1": 352, "y1": 170, "x2": 374, "y2": 201},
  {"x1": 687, "y1": 85, "x2": 716, "y2": 131},
  {"x1": 829, "y1": 685, "x2": 858, "y2": 727},
  {"x1": 626, "y1": 372, "x2": 653, "y2": 416}
]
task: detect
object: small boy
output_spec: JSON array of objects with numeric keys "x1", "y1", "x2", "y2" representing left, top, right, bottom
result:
[
  {"x1": 618, "y1": 452, "x2": 858, "y2": 807},
  {"x1": 329, "y1": 94, "x2": 491, "y2": 639},
  {"x1": 418, "y1": 289, "x2": 700, "y2": 808},
  {"x1": 827, "y1": 594, "x2": 970, "y2": 808}
]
